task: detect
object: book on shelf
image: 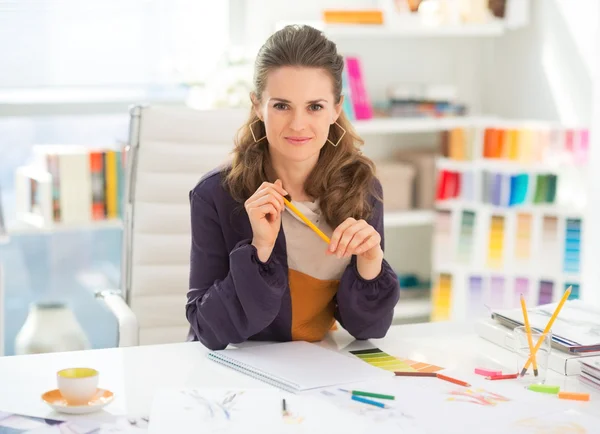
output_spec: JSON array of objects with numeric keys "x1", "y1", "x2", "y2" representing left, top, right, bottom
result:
[
  {"x1": 15, "y1": 144, "x2": 126, "y2": 228},
  {"x1": 344, "y1": 56, "x2": 373, "y2": 120},
  {"x1": 322, "y1": 9, "x2": 384, "y2": 25},
  {"x1": 474, "y1": 317, "x2": 599, "y2": 376},
  {"x1": 490, "y1": 300, "x2": 600, "y2": 353}
]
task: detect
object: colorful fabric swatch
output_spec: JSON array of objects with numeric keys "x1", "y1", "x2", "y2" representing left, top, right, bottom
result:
[
  {"x1": 349, "y1": 348, "x2": 444, "y2": 373},
  {"x1": 564, "y1": 218, "x2": 581, "y2": 273},
  {"x1": 432, "y1": 273, "x2": 452, "y2": 321}
]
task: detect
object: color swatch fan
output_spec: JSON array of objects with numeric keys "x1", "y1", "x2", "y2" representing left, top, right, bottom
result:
[{"x1": 349, "y1": 348, "x2": 444, "y2": 373}]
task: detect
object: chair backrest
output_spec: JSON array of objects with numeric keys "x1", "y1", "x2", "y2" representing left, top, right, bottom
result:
[
  {"x1": 0, "y1": 262, "x2": 4, "y2": 356},
  {"x1": 123, "y1": 105, "x2": 247, "y2": 345}
]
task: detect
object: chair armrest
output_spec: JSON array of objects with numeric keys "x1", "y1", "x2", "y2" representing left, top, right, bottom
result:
[{"x1": 95, "y1": 290, "x2": 139, "y2": 347}]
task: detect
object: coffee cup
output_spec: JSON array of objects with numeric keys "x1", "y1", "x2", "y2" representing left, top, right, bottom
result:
[{"x1": 56, "y1": 367, "x2": 99, "y2": 405}]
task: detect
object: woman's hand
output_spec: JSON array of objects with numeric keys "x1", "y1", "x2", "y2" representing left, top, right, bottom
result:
[
  {"x1": 245, "y1": 179, "x2": 288, "y2": 262},
  {"x1": 328, "y1": 218, "x2": 384, "y2": 280}
]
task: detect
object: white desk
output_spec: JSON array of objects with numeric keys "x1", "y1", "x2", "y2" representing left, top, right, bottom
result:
[{"x1": 0, "y1": 321, "x2": 597, "y2": 423}]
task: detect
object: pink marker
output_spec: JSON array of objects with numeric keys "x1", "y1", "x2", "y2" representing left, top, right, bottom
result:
[{"x1": 474, "y1": 368, "x2": 502, "y2": 377}]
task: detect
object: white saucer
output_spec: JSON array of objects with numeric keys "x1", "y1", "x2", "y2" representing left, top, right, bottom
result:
[{"x1": 41, "y1": 388, "x2": 114, "y2": 414}]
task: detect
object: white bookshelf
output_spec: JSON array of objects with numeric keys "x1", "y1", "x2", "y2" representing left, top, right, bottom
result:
[
  {"x1": 324, "y1": 22, "x2": 505, "y2": 38},
  {"x1": 354, "y1": 116, "x2": 488, "y2": 135},
  {"x1": 435, "y1": 201, "x2": 585, "y2": 219},
  {"x1": 384, "y1": 210, "x2": 435, "y2": 227},
  {"x1": 393, "y1": 298, "x2": 431, "y2": 324}
]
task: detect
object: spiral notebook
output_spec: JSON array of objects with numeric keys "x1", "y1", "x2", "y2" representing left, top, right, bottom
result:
[{"x1": 207, "y1": 341, "x2": 394, "y2": 393}]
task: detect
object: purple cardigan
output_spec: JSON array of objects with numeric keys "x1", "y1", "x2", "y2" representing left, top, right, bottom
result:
[{"x1": 186, "y1": 167, "x2": 400, "y2": 350}]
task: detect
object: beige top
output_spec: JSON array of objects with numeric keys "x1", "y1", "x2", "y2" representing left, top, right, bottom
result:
[{"x1": 282, "y1": 200, "x2": 350, "y2": 281}]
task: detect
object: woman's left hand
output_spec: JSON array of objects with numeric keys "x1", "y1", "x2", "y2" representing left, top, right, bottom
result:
[{"x1": 328, "y1": 218, "x2": 383, "y2": 262}]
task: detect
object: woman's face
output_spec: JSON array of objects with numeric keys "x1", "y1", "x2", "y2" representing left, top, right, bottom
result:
[{"x1": 254, "y1": 66, "x2": 342, "y2": 165}]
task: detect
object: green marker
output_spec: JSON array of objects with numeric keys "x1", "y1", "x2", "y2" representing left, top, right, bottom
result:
[
  {"x1": 339, "y1": 389, "x2": 395, "y2": 400},
  {"x1": 528, "y1": 384, "x2": 560, "y2": 394}
]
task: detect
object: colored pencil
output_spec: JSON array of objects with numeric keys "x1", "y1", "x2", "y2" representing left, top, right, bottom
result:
[
  {"x1": 436, "y1": 373, "x2": 470, "y2": 387},
  {"x1": 351, "y1": 395, "x2": 390, "y2": 409},
  {"x1": 394, "y1": 371, "x2": 437, "y2": 377},
  {"x1": 283, "y1": 197, "x2": 330, "y2": 244},
  {"x1": 521, "y1": 287, "x2": 571, "y2": 376},
  {"x1": 339, "y1": 389, "x2": 395, "y2": 400},
  {"x1": 520, "y1": 294, "x2": 538, "y2": 377},
  {"x1": 486, "y1": 373, "x2": 518, "y2": 380}
]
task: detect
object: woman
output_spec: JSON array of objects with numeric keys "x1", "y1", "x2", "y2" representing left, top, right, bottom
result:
[{"x1": 187, "y1": 24, "x2": 400, "y2": 351}]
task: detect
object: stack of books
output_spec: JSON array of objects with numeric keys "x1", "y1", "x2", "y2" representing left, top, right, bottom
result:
[
  {"x1": 580, "y1": 358, "x2": 600, "y2": 390},
  {"x1": 475, "y1": 300, "x2": 600, "y2": 376}
]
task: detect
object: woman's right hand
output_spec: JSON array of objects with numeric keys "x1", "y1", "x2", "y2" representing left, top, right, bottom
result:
[{"x1": 245, "y1": 179, "x2": 288, "y2": 262}]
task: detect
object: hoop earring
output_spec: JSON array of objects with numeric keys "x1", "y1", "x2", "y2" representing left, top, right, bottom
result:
[
  {"x1": 326, "y1": 122, "x2": 346, "y2": 147},
  {"x1": 249, "y1": 119, "x2": 267, "y2": 144}
]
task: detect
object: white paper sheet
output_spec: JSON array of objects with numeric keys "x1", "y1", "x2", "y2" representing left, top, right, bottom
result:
[{"x1": 148, "y1": 388, "x2": 371, "y2": 434}]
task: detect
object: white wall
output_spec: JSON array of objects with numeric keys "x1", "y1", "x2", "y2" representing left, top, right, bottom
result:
[
  {"x1": 484, "y1": 0, "x2": 597, "y2": 125},
  {"x1": 581, "y1": 2, "x2": 600, "y2": 308}
]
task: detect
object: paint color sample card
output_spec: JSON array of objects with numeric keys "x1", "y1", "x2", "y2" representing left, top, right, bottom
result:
[
  {"x1": 565, "y1": 282, "x2": 580, "y2": 300},
  {"x1": 434, "y1": 210, "x2": 452, "y2": 265},
  {"x1": 489, "y1": 276, "x2": 505, "y2": 309},
  {"x1": 563, "y1": 218, "x2": 581, "y2": 273},
  {"x1": 509, "y1": 174, "x2": 528, "y2": 206},
  {"x1": 514, "y1": 277, "x2": 529, "y2": 308},
  {"x1": 461, "y1": 170, "x2": 475, "y2": 201},
  {"x1": 349, "y1": 348, "x2": 444, "y2": 373},
  {"x1": 515, "y1": 213, "x2": 532, "y2": 261},
  {"x1": 541, "y1": 216, "x2": 559, "y2": 270},
  {"x1": 468, "y1": 275, "x2": 485, "y2": 318},
  {"x1": 432, "y1": 273, "x2": 452, "y2": 321},
  {"x1": 457, "y1": 210, "x2": 475, "y2": 263},
  {"x1": 487, "y1": 215, "x2": 504, "y2": 269},
  {"x1": 538, "y1": 280, "x2": 554, "y2": 305}
]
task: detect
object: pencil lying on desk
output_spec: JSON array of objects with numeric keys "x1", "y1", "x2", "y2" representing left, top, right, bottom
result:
[
  {"x1": 283, "y1": 197, "x2": 330, "y2": 244},
  {"x1": 436, "y1": 373, "x2": 470, "y2": 387},
  {"x1": 520, "y1": 286, "x2": 571, "y2": 376},
  {"x1": 520, "y1": 294, "x2": 538, "y2": 377}
]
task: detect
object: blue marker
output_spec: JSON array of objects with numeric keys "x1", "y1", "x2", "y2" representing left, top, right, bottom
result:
[{"x1": 351, "y1": 394, "x2": 390, "y2": 409}]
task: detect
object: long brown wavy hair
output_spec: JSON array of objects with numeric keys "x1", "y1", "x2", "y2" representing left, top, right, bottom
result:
[{"x1": 224, "y1": 24, "x2": 378, "y2": 228}]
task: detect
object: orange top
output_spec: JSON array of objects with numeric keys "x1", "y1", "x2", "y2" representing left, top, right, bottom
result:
[{"x1": 282, "y1": 200, "x2": 350, "y2": 341}]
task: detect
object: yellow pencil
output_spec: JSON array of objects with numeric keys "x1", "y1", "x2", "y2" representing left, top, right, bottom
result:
[
  {"x1": 520, "y1": 286, "x2": 571, "y2": 376},
  {"x1": 283, "y1": 197, "x2": 331, "y2": 244},
  {"x1": 520, "y1": 294, "x2": 538, "y2": 377}
]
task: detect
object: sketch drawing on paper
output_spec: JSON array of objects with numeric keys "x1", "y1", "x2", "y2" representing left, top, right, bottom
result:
[
  {"x1": 180, "y1": 389, "x2": 244, "y2": 421},
  {"x1": 446, "y1": 388, "x2": 511, "y2": 406},
  {"x1": 319, "y1": 389, "x2": 417, "y2": 429}
]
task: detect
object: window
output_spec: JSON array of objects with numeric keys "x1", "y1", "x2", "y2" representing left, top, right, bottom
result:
[{"x1": 0, "y1": 0, "x2": 230, "y2": 88}]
